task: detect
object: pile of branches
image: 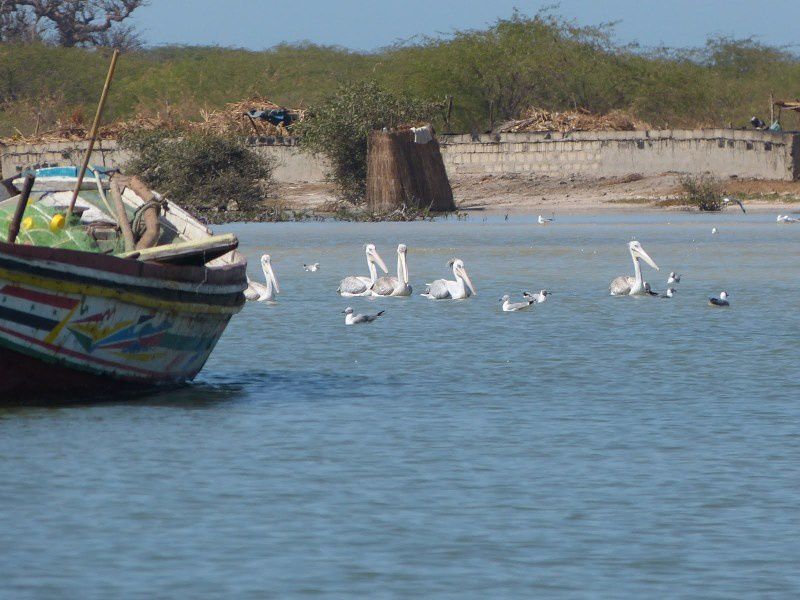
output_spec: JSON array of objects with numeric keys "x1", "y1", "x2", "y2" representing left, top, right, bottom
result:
[
  {"x1": 495, "y1": 107, "x2": 649, "y2": 133},
  {"x1": 1, "y1": 96, "x2": 303, "y2": 143}
]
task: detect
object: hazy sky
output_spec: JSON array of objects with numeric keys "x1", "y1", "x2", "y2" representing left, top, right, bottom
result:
[{"x1": 130, "y1": 0, "x2": 800, "y2": 51}]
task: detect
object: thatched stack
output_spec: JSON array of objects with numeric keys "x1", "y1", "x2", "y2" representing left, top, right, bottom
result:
[
  {"x1": 1, "y1": 96, "x2": 303, "y2": 144},
  {"x1": 366, "y1": 128, "x2": 455, "y2": 213},
  {"x1": 496, "y1": 107, "x2": 648, "y2": 133}
]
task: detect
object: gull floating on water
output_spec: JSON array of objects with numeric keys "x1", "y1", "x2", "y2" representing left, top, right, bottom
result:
[
  {"x1": 338, "y1": 244, "x2": 389, "y2": 297},
  {"x1": 667, "y1": 271, "x2": 681, "y2": 284},
  {"x1": 643, "y1": 282, "x2": 659, "y2": 296},
  {"x1": 343, "y1": 307, "x2": 385, "y2": 325},
  {"x1": 244, "y1": 254, "x2": 280, "y2": 302},
  {"x1": 522, "y1": 290, "x2": 549, "y2": 304},
  {"x1": 303, "y1": 262, "x2": 320, "y2": 272},
  {"x1": 609, "y1": 241, "x2": 659, "y2": 296},
  {"x1": 708, "y1": 291, "x2": 730, "y2": 307},
  {"x1": 712, "y1": 227, "x2": 718, "y2": 235},
  {"x1": 500, "y1": 294, "x2": 535, "y2": 312},
  {"x1": 722, "y1": 197, "x2": 746, "y2": 213},
  {"x1": 661, "y1": 288, "x2": 676, "y2": 298},
  {"x1": 422, "y1": 258, "x2": 476, "y2": 300},
  {"x1": 371, "y1": 243, "x2": 412, "y2": 297},
  {"x1": 538, "y1": 215, "x2": 554, "y2": 225},
  {"x1": 777, "y1": 214, "x2": 800, "y2": 224}
]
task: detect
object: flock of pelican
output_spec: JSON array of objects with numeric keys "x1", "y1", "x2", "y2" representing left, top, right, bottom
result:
[{"x1": 243, "y1": 232, "x2": 739, "y2": 326}]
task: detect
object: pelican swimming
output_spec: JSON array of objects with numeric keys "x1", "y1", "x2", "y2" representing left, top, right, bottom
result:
[
  {"x1": 777, "y1": 214, "x2": 800, "y2": 224},
  {"x1": 244, "y1": 254, "x2": 280, "y2": 302},
  {"x1": 522, "y1": 290, "x2": 549, "y2": 304},
  {"x1": 303, "y1": 262, "x2": 320, "y2": 272},
  {"x1": 338, "y1": 244, "x2": 389, "y2": 297},
  {"x1": 709, "y1": 291, "x2": 730, "y2": 307},
  {"x1": 667, "y1": 271, "x2": 681, "y2": 284},
  {"x1": 538, "y1": 215, "x2": 554, "y2": 225},
  {"x1": 500, "y1": 294, "x2": 535, "y2": 312},
  {"x1": 342, "y1": 307, "x2": 385, "y2": 325},
  {"x1": 421, "y1": 258, "x2": 476, "y2": 300},
  {"x1": 609, "y1": 241, "x2": 660, "y2": 296},
  {"x1": 371, "y1": 244, "x2": 412, "y2": 297},
  {"x1": 661, "y1": 288, "x2": 676, "y2": 298},
  {"x1": 722, "y1": 197, "x2": 746, "y2": 213}
]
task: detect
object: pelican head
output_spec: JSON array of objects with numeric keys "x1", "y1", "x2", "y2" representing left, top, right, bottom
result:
[
  {"x1": 449, "y1": 258, "x2": 476, "y2": 295},
  {"x1": 260, "y1": 254, "x2": 280, "y2": 293},
  {"x1": 628, "y1": 240, "x2": 659, "y2": 271},
  {"x1": 365, "y1": 243, "x2": 389, "y2": 273}
]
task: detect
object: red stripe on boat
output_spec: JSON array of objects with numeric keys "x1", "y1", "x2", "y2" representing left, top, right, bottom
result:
[{"x1": 1, "y1": 285, "x2": 79, "y2": 310}]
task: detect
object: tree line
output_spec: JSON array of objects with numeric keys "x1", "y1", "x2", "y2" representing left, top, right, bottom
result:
[{"x1": 2, "y1": 9, "x2": 800, "y2": 138}]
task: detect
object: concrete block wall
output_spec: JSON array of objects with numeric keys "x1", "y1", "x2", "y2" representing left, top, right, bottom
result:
[
  {"x1": 3, "y1": 129, "x2": 798, "y2": 187},
  {"x1": 0, "y1": 138, "x2": 327, "y2": 184},
  {"x1": 439, "y1": 129, "x2": 800, "y2": 181}
]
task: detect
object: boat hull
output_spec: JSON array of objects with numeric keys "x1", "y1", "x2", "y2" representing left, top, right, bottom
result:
[{"x1": 0, "y1": 241, "x2": 245, "y2": 399}]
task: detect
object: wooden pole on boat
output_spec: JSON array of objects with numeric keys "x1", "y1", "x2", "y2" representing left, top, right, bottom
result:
[
  {"x1": 65, "y1": 49, "x2": 120, "y2": 223},
  {"x1": 109, "y1": 179, "x2": 136, "y2": 252},
  {"x1": 7, "y1": 174, "x2": 35, "y2": 244}
]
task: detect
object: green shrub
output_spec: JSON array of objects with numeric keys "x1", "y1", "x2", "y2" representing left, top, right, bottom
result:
[
  {"x1": 680, "y1": 174, "x2": 723, "y2": 211},
  {"x1": 296, "y1": 80, "x2": 440, "y2": 202},
  {"x1": 119, "y1": 130, "x2": 274, "y2": 214}
]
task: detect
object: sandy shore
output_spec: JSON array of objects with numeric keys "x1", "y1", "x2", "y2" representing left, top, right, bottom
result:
[{"x1": 274, "y1": 174, "x2": 800, "y2": 215}]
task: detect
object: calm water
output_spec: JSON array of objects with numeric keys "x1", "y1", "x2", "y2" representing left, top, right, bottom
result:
[{"x1": 2, "y1": 213, "x2": 799, "y2": 598}]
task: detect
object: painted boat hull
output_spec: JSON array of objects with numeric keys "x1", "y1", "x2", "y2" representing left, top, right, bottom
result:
[{"x1": 0, "y1": 241, "x2": 246, "y2": 398}]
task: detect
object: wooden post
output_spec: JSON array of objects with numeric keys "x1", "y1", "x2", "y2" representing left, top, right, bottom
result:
[
  {"x1": 7, "y1": 174, "x2": 35, "y2": 244},
  {"x1": 66, "y1": 49, "x2": 120, "y2": 223},
  {"x1": 445, "y1": 95, "x2": 453, "y2": 132},
  {"x1": 109, "y1": 179, "x2": 136, "y2": 253},
  {"x1": 769, "y1": 91, "x2": 775, "y2": 125}
]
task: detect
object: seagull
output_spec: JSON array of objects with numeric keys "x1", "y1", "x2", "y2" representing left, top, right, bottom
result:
[
  {"x1": 643, "y1": 282, "x2": 659, "y2": 296},
  {"x1": 303, "y1": 263, "x2": 320, "y2": 272},
  {"x1": 708, "y1": 291, "x2": 730, "y2": 307},
  {"x1": 777, "y1": 214, "x2": 800, "y2": 224},
  {"x1": 660, "y1": 288, "x2": 676, "y2": 298},
  {"x1": 500, "y1": 294, "x2": 536, "y2": 312},
  {"x1": 712, "y1": 227, "x2": 718, "y2": 235},
  {"x1": 537, "y1": 215, "x2": 554, "y2": 225},
  {"x1": 522, "y1": 290, "x2": 549, "y2": 304},
  {"x1": 722, "y1": 197, "x2": 746, "y2": 213},
  {"x1": 667, "y1": 271, "x2": 681, "y2": 284},
  {"x1": 342, "y1": 307, "x2": 385, "y2": 325}
]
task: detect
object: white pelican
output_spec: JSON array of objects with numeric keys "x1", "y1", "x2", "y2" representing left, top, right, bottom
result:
[
  {"x1": 371, "y1": 244, "x2": 412, "y2": 297},
  {"x1": 722, "y1": 197, "x2": 746, "y2": 213},
  {"x1": 667, "y1": 271, "x2": 681, "y2": 284},
  {"x1": 421, "y1": 258, "x2": 476, "y2": 300},
  {"x1": 538, "y1": 215, "x2": 554, "y2": 225},
  {"x1": 338, "y1": 244, "x2": 389, "y2": 297},
  {"x1": 522, "y1": 290, "x2": 549, "y2": 304},
  {"x1": 709, "y1": 291, "x2": 730, "y2": 307},
  {"x1": 661, "y1": 288, "x2": 676, "y2": 298},
  {"x1": 609, "y1": 241, "x2": 660, "y2": 296},
  {"x1": 500, "y1": 294, "x2": 535, "y2": 312},
  {"x1": 303, "y1": 262, "x2": 320, "y2": 272},
  {"x1": 777, "y1": 214, "x2": 800, "y2": 224},
  {"x1": 343, "y1": 307, "x2": 385, "y2": 325},
  {"x1": 244, "y1": 254, "x2": 280, "y2": 302}
]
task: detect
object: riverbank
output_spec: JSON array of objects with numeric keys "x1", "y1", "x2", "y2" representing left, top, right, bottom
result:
[{"x1": 256, "y1": 173, "x2": 800, "y2": 222}]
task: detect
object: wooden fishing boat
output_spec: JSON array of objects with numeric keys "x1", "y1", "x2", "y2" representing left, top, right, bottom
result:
[{"x1": 0, "y1": 167, "x2": 247, "y2": 396}]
